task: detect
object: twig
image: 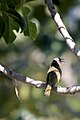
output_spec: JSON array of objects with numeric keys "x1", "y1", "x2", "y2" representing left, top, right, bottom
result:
[
  {"x1": 45, "y1": 0, "x2": 80, "y2": 59},
  {"x1": 0, "y1": 64, "x2": 80, "y2": 95}
]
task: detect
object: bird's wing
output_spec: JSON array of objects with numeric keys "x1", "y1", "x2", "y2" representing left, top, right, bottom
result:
[
  {"x1": 47, "y1": 71, "x2": 57, "y2": 86},
  {"x1": 47, "y1": 66, "x2": 61, "y2": 85}
]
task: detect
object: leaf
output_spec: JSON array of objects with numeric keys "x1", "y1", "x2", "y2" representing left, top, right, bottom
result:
[
  {"x1": 3, "y1": 8, "x2": 26, "y2": 32},
  {"x1": 22, "y1": 6, "x2": 31, "y2": 17},
  {"x1": 22, "y1": 6, "x2": 37, "y2": 40},
  {"x1": 28, "y1": 21, "x2": 37, "y2": 40},
  {"x1": 3, "y1": 13, "x2": 19, "y2": 44},
  {"x1": 22, "y1": 6, "x2": 30, "y2": 36},
  {"x1": 24, "y1": 20, "x2": 37, "y2": 40},
  {"x1": 0, "y1": 16, "x2": 5, "y2": 38}
]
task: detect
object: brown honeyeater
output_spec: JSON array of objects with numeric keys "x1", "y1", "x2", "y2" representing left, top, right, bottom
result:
[{"x1": 44, "y1": 57, "x2": 64, "y2": 97}]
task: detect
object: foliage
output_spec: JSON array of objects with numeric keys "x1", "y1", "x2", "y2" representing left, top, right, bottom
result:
[
  {"x1": 0, "y1": 0, "x2": 80, "y2": 120},
  {"x1": 0, "y1": 0, "x2": 37, "y2": 43}
]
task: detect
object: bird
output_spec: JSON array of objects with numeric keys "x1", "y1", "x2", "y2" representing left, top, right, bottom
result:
[{"x1": 44, "y1": 57, "x2": 64, "y2": 97}]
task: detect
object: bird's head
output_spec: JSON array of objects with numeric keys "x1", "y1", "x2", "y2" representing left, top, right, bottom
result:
[{"x1": 51, "y1": 57, "x2": 65, "y2": 67}]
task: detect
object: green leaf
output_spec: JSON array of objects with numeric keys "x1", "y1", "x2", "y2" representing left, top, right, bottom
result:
[
  {"x1": 22, "y1": 6, "x2": 31, "y2": 17},
  {"x1": 3, "y1": 8, "x2": 26, "y2": 33},
  {"x1": 3, "y1": 13, "x2": 19, "y2": 44},
  {"x1": 28, "y1": 21, "x2": 37, "y2": 40},
  {"x1": 22, "y1": 6, "x2": 37, "y2": 40},
  {"x1": 23, "y1": 19, "x2": 37, "y2": 40},
  {"x1": 0, "y1": 16, "x2": 5, "y2": 38}
]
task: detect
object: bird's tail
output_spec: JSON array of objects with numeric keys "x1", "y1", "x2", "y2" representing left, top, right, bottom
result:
[{"x1": 44, "y1": 84, "x2": 52, "y2": 97}]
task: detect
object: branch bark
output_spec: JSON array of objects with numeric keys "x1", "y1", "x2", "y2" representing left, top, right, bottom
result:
[
  {"x1": 0, "y1": 64, "x2": 80, "y2": 95},
  {"x1": 45, "y1": 0, "x2": 80, "y2": 59}
]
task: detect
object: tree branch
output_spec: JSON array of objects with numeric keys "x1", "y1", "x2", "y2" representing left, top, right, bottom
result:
[
  {"x1": 0, "y1": 64, "x2": 80, "y2": 95},
  {"x1": 45, "y1": 0, "x2": 80, "y2": 59},
  {"x1": 0, "y1": 1, "x2": 80, "y2": 95}
]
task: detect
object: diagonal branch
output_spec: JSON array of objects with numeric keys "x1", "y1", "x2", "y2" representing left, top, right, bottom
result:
[
  {"x1": 45, "y1": 0, "x2": 80, "y2": 59},
  {"x1": 0, "y1": 64, "x2": 80, "y2": 95}
]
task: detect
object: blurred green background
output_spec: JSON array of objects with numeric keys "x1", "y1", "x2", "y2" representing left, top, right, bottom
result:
[{"x1": 0, "y1": 0, "x2": 80, "y2": 120}]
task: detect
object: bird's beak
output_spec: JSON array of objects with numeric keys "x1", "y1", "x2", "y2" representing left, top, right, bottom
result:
[{"x1": 61, "y1": 58, "x2": 65, "y2": 62}]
